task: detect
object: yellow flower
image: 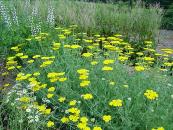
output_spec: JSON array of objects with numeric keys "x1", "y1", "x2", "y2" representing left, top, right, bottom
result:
[
  {"x1": 69, "y1": 115, "x2": 79, "y2": 122},
  {"x1": 68, "y1": 107, "x2": 80, "y2": 115},
  {"x1": 77, "y1": 69, "x2": 89, "y2": 75},
  {"x1": 19, "y1": 96, "x2": 30, "y2": 103},
  {"x1": 109, "y1": 99, "x2": 123, "y2": 107},
  {"x1": 91, "y1": 61, "x2": 98, "y2": 65},
  {"x1": 47, "y1": 93, "x2": 54, "y2": 99},
  {"x1": 93, "y1": 126, "x2": 102, "y2": 130},
  {"x1": 81, "y1": 93, "x2": 93, "y2": 100},
  {"x1": 59, "y1": 77, "x2": 67, "y2": 82},
  {"x1": 102, "y1": 115, "x2": 112, "y2": 122},
  {"x1": 3, "y1": 83, "x2": 10, "y2": 87},
  {"x1": 102, "y1": 66, "x2": 113, "y2": 71},
  {"x1": 48, "y1": 87, "x2": 55, "y2": 92},
  {"x1": 58, "y1": 34, "x2": 66, "y2": 40},
  {"x1": 118, "y1": 56, "x2": 128, "y2": 62},
  {"x1": 152, "y1": 127, "x2": 164, "y2": 130},
  {"x1": 82, "y1": 53, "x2": 93, "y2": 58},
  {"x1": 143, "y1": 57, "x2": 154, "y2": 61},
  {"x1": 52, "y1": 42, "x2": 61, "y2": 50},
  {"x1": 33, "y1": 72, "x2": 40, "y2": 76},
  {"x1": 16, "y1": 53, "x2": 23, "y2": 57},
  {"x1": 123, "y1": 84, "x2": 129, "y2": 88},
  {"x1": 103, "y1": 59, "x2": 114, "y2": 65},
  {"x1": 69, "y1": 100, "x2": 77, "y2": 106},
  {"x1": 64, "y1": 44, "x2": 71, "y2": 48},
  {"x1": 47, "y1": 72, "x2": 65, "y2": 78},
  {"x1": 80, "y1": 80, "x2": 90, "y2": 87},
  {"x1": 38, "y1": 104, "x2": 46, "y2": 112},
  {"x1": 79, "y1": 75, "x2": 88, "y2": 80},
  {"x1": 145, "y1": 41, "x2": 153, "y2": 44},
  {"x1": 77, "y1": 123, "x2": 87, "y2": 129},
  {"x1": 27, "y1": 60, "x2": 34, "y2": 64},
  {"x1": 157, "y1": 127, "x2": 164, "y2": 130},
  {"x1": 109, "y1": 81, "x2": 115, "y2": 86},
  {"x1": 61, "y1": 117, "x2": 69, "y2": 123},
  {"x1": 47, "y1": 121, "x2": 54, "y2": 127},
  {"x1": 33, "y1": 55, "x2": 41, "y2": 59},
  {"x1": 11, "y1": 46, "x2": 20, "y2": 51},
  {"x1": 45, "y1": 108, "x2": 51, "y2": 115},
  {"x1": 80, "y1": 117, "x2": 88, "y2": 123},
  {"x1": 16, "y1": 65, "x2": 22, "y2": 69},
  {"x1": 2, "y1": 72, "x2": 8, "y2": 76},
  {"x1": 58, "y1": 96, "x2": 66, "y2": 103},
  {"x1": 21, "y1": 55, "x2": 28, "y2": 59},
  {"x1": 7, "y1": 66, "x2": 15, "y2": 70},
  {"x1": 164, "y1": 62, "x2": 173, "y2": 67},
  {"x1": 135, "y1": 66, "x2": 145, "y2": 72},
  {"x1": 136, "y1": 52, "x2": 144, "y2": 56},
  {"x1": 40, "y1": 60, "x2": 53, "y2": 67},
  {"x1": 144, "y1": 89, "x2": 158, "y2": 100}
]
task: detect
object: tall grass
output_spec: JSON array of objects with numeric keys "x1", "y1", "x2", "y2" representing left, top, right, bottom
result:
[{"x1": 1, "y1": 0, "x2": 163, "y2": 43}]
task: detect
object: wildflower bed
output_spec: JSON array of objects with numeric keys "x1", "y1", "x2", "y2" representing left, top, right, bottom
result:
[{"x1": 1, "y1": 26, "x2": 173, "y2": 130}]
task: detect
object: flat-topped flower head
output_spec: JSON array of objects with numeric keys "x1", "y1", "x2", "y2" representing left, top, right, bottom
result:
[
  {"x1": 81, "y1": 93, "x2": 93, "y2": 100},
  {"x1": 102, "y1": 66, "x2": 113, "y2": 71},
  {"x1": 144, "y1": 89, "x2": 158, "y2": 100},
  {"x1": 82, "y1": 52, "x2": 93, "y2": 58},
  {"x1": 109, "y1": 99, "x2": 123, "y2": 107},
  {"x1": 47, "y1": 121, "x2": 54, "y2": 127},
  {"x1": 102, "y1": 115, "x2": 112, "y2": 122}
]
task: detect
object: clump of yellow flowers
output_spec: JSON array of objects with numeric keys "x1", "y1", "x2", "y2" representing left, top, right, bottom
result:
[
  {"x1": 109, "y1": 99, "x2": 123, "y2": 107},
  {"x1": 144, "y1": 89, "x2": 159, "y2": 100}
]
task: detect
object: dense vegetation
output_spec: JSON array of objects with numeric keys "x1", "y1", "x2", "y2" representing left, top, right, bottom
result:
[
  {"x1": 0, "y1": 0, "x2": 173, "y2": 130},
  {"x1": 80, "y1": 0, "x2": 173, "y2": 29}
]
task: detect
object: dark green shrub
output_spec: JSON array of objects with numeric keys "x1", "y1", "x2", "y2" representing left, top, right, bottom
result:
[{"x1": 163, "y1": 3, "x2": 173, "y2": 30}]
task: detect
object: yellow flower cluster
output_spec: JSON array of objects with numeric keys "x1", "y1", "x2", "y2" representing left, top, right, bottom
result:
[
  {"x1": 144, "y1": 89, "x2": 158, "y2": 100},
  {"x1": 77, "y1": 69, "x2": 90, "y2": 87},
  {"x1": 109, "y1": 99, "x2": 123, "y2": 107},
  {"x1": 81, "y1": 93, "x2": 93, "y2": 100},
  {"x1": 152, "y1": 127, "x2": 164, "y2": 130},
  {"x1": 47, "y1": 72, "x2": 67, "y2": 82},
  {"x1": 52, "y1": 42, "x2": 61, "y2": 50},
  {"x1": 102, "y1": 115, "x2": 112, "y2": 122}
]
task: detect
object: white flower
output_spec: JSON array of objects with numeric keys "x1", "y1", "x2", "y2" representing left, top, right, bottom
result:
[
  {"x1": 171, "y1": 95, "x2": 173, "y2": 99},
  {"x1": 26, "y1": 108, "x2": 31, "y2": 113},
  {"x1": 35, "y1": 115, "x2": 39, "y2": 122},
  {"x1": 28, "y1": 116, "x2": 33, "y2": 119},
  {"x1": 91, "y1": 118, "x2": 95, "y2": 122},
  {"x1": 168, "y1": 83, "x2": 172, "y2": 87},
  {"x1": 28, "y1": 119, "x2": 34, "y2": 123},
  {"x1": 19, "y1": 119, "x2": 23, "y2": 123},
  {"x1": 127, "y1": 97, "x2": 131, "y2": 101},
  {"x1": 22, "y1": 89, "x2": 27, "y2": 94}
]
